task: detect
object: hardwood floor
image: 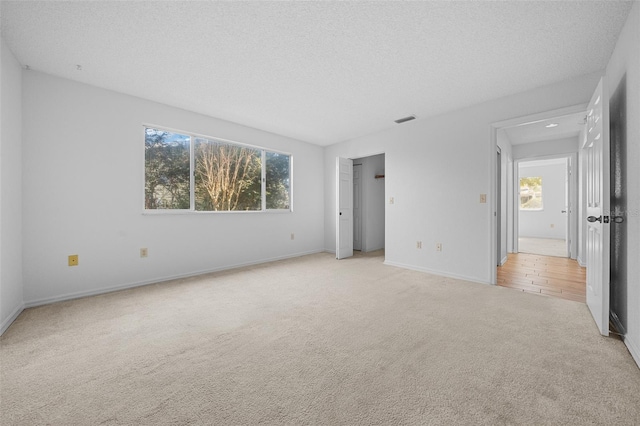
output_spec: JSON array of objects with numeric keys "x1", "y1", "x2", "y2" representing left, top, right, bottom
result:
[{"x1": 497, "y1": 253, "x2": 586, "y2": 303}]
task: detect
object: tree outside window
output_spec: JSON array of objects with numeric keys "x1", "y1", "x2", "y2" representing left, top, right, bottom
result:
[
  {"x1": 144, "y1": 127, "x2": 291, "y2": 212},
  {"x1": 265, "y1": 151, "x2": 291, "y2": 210},
  {"x1": 195, "y1": 138, "x2": 262, "y2": 211},
  {"x1": 520, "y1": 177, "x2": 543, "y2": 210},
  {"x1": 145, "y1": 129, "x2": 190, "y2": 210}
]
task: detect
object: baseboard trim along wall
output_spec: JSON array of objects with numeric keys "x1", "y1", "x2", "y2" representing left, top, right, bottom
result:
[
  {"x1": 625, "y1": 336, "x2": 640, "y2": 370},
  {"x1": 24, "y1": 249, "x2": 324, "y2": 309},
  {"x1": 1, "y1": 303, "x2": 25, "y2": 336},
  {"x1": 383, "y1": 260, "x2": 492, "y2": 285}
]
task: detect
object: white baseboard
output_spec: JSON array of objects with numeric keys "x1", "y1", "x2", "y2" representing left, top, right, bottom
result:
[
  {"x1": 383, "y1": 260, "x2": 491, "y2": 285},
  {"x1": 363, "y1": 246, "x2": 385, "y2": 253},
  {"x1": 577, "y1": 256, "x2": 586, "y2": 267},
  {"x1": 500, "y1": 255, "x2": 508, "y2": 266},
  {"x1": 625, "y1": 335, "x2": 640, "y2": 370},
  {"x1": 1, "y1": 303, "x2": 25, "y2": 336},
  {"x1": 24, "y1": 249, "x2": 325, "y2": 309}
]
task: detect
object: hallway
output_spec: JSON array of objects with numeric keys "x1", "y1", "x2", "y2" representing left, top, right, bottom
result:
[
  {"x1": 518, "y1": 237, "x2": 567, "y2": 258},
  {"x1": 497, "y1": 253, "x2": 586, "y2": 303}
]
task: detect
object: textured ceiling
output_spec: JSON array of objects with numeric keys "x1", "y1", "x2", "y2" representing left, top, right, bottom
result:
[
  {"x1": 0, "y1": 1, "x2": 633, "y2": 146},
  {"x1": 503, "y1": 112, "x2": 586, "y2": 146}
]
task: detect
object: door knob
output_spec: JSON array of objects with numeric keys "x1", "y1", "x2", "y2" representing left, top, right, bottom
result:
[
  {"x1": 561, "y1": 210, "x2": 567, "y2": 213},
  {"x1": 587, "y1": 216, "x2": 602, "y2": 223}
]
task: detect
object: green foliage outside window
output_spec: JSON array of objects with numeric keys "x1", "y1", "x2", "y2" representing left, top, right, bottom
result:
[
  {"x1": 266, "y1": 152, "x2": 291, "y2": 210},
  {"x1": 144, "y1": 127, "x2": 291, "y2": 212},
  {"x1": 520, "y1": 177, "x2": 543, "y2": 210},
  {"x1": 145, "y1": 129, "x2": 190, "y2": 210}
]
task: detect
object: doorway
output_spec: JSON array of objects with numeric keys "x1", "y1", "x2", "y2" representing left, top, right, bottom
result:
[
  {"x1": 498, "y1": 155, "x2": 585, "y2": 303},
  {"x1": 336, "y1": 153, "x2": 385, "y2": 259},
  {"x1": 352, "y1": 154, "x2": 385, "y2": 254},
  {"x1": 491, "y1": 106, "x2": 586, "y2": 302},
  {"x1": 517, "y1": 157, "x2": 571, "y2": 258}
]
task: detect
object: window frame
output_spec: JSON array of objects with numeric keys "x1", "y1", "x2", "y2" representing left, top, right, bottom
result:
[{"x1": 142, "y1": 124, "x2": 293, "y2": 214}]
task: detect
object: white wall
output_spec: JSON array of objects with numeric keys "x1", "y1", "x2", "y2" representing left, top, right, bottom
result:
[
  {"x1": 324, "y1": 72, "x2": 601, "y2": 283},
  {"x1": 512, "y1": 137, "x2": 579, "y2": 160},
  {"x1": 605, "y1": 1, "x2": 640, "y2": 367},
  {"x1": 360, "y1": 154, "x2": 385, "y2": 252},
  {"x1": 21, "y1": 71, "x2": 325, "y2": 305},
  {"x1": 518, "y1": 160, "x2": 567, "y2": 240},
  {"x1": 0, "y1": 38, "x2": 24, "y2": 334}
]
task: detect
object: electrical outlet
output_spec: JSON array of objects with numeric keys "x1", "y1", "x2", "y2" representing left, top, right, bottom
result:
[
  {"x1": 389, "y1": 197, "x2": 395, "y2": 204},
  {"x1": 550, "y1": 224, "x2": 555, "y2": 228},
  {"x1": 140, "y1": 248, "x2": 148, "y2": 258},
  {"x1": 436, "y1": 243, "x2": 442, "y2": 252},
  {"x1": 416, "y1": 241, "x2": 422, "y2": 249},
  {"x1": 291, "y1": 233, "x2": 295, "y2": 240},
  {"x1": 68, "y1": 254, "x2": 79, "y2": 266},
  {"x1": 480, "y1": 194, "x2": 487, "y2": 203}
]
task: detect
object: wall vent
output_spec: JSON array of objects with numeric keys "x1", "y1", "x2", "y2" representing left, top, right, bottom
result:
[{"x1": 394, "y1": 115, "x2": 416, "y2": 124}]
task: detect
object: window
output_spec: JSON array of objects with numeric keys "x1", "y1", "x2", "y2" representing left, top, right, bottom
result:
[
  {"x1": 519, "y1": 177, "x2": 543, "y2": 210},
  {"x1": 194, "y1": 138, "x2": 262, "y2": 211},
  {"x1": 144, "y1": 129, "x2": 190, "y2": 210},
  {"x1": 145, "y1": 127, "x2": 291, "y2": 212},
  {"x1": 265, "y1": 151, "x2": 291, "y2": 210}
]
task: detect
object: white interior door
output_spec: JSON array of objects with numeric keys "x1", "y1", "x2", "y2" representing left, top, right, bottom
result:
[
  {"x1": 585, "y1": 77, "x2": 610, "y2": 336},
  {"x1": 336, "y1": 157, "x2": 353, "y2": 259}
]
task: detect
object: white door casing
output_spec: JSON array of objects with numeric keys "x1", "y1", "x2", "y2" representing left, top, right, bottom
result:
[
  {"x1": 336, "y1": 157, "x2": 354, "y2": 259},
  {"x1": 585, "y1": 77, "x2": 610, "y2": 336},
  {"x1": 353, "y1": 164, "x2": 362, "y2": 251},
  {"x1": 565, "y1": 158, "x2": 571, "y2": 257}
]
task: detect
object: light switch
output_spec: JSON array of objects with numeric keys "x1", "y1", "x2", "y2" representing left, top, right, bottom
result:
[{"x1": 480, "y1": 194, "x2": 487, "y2": 203}]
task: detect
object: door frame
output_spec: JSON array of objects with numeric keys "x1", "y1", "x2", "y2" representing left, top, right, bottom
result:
[
  {"x1": 496, "y1": 147, "x2": 502, "y2": 265},
  {"x1": 489, "y1": 104, "x2": 587, "y2": 284},
  {"x1": 336, "y1": 152, "x2": 387, "y2": 259},
  {"x1": 353, "y1": 163, "x2": 363, "y2": 251},
  {"x1": 514, "y1": 154, "x2": 577, "y2": 258}
]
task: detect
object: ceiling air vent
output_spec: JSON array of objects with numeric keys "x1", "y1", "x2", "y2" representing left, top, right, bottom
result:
[{"x1": 394, "y1": 115, "x2": 416, "y2": 124}]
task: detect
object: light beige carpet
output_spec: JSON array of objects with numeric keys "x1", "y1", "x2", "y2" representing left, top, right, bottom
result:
[
  {"x1": 519, "y1": 237, "x2": 568, "y2": 258},
  {"x1": 1, "y1": 251, "x2": 639, "y2": 425}
]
